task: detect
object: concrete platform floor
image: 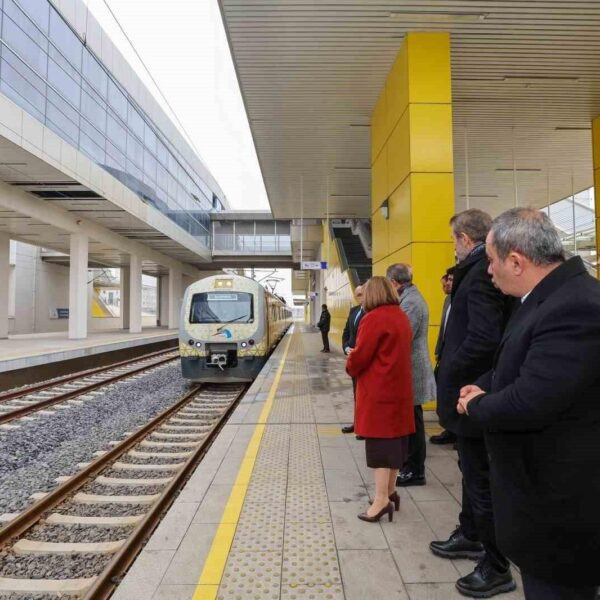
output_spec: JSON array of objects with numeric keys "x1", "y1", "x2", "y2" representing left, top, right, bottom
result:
[
  {"x1": 113, "y1": 325, "x2": 525, "y2": 600},
  {"x1": 0, "y1": 328, "x2": 177, "y2": 374}
]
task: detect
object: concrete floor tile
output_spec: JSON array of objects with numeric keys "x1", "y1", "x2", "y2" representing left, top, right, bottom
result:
[
  {"x1": 425, "y1": 456, "x2": 461, "y2": 486},
  {"x1": 320, "y1": 446, "x2": 357, "y2": 470},
  {"x1": 146, "y1": 502, "x2": 200, "y2": 550},
  {"x1": 339, "y1": 549, "x2": 409, "y2": 600},
  {"x1": 152, "y1": 584, "x2": 197, "y2": 600},
  {"x1": 384, "y1": 520, "x2": 461, "y2": 584},
  {"x1": 329, "y1": 500, "x2": 388, "y2": 549},
  {"x1": 405, "y1": 477, "x2": 457, "y2": 503},
  {"x1": 405, "y1": 579, "x2": 525, "y2": 600},
  {"x1": 161, "y1": 523, "x2": 219, "y2": 585},
  {"x1": 192, "y1": 484, "x2": 232, "y2": 523},
  {"x1": 416, "y1": 500, "x2": 461, "y2": 539},
  {"x1": 324, "y1": 468, "x2": 368, "y2": 502},
  {"x1": 112, "y1": 549, "x2": 175, "y2": 600}
]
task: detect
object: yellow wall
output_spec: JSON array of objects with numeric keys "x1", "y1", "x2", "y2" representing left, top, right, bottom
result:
[
  {"x1": 371, "y1": 32, "x2": 455, "y2": 363},
  {"x1": 322, "y1": 223, "x2": 355, "y2": 348},
  {"x1": 592, "y1": 117, "x2": 600, "y2": 278}
]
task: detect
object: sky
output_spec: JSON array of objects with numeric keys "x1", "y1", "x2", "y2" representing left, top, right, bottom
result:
[
  {"x1": 87, "y1": 0, "x2": 292, "y2": 302},
  {"x1": 87, "y1": 0, "x2": 269, "y2": 212}
]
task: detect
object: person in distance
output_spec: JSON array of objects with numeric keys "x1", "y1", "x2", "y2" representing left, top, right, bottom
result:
[
  {"x1": 346, "y1": 276, "x2": 414, "y2": 523},
  {"x1": 317, "y1": 304, "x2": 331, "y2": 353},
  {"x1": 457, "y1": 208, "x2": 600, "y2": 600}
]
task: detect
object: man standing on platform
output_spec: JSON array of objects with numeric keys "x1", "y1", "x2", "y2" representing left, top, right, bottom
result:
[
  {"x1": 430, "y1": 267, "x2": 457, "y2": 445},
  {"x1": 386, "y1": 264, "x2": 436, "y2": 487},
  {"x1": 341, "y1": 285, "x2": 365, "y2": 434},
  {"x1": 317, "y1": 304, "x2": 331, "y2": 353},
  {"x1": 430, "y1": 209, "x2": 515, "y2": 598},
  {"x1": 458, "y1": 208, "x2": 600, "y2": 600}
]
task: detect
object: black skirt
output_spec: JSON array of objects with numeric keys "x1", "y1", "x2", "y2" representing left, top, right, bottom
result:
[{"x1": 365, "y1": 436, "x2": 409, "y2": 469}]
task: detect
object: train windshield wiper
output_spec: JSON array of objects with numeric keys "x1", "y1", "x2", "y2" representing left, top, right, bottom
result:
[{"x1": 220, "y1": 314, "x2": 249, "y2": 325}]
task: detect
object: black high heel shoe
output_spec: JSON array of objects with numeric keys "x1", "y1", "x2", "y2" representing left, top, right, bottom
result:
[
  {"x1": 389, "y1": 491, "x2": 400, "y2": 511},
  {"x1": 358, "y1": 501, "x2": 394, "y2": 523}
]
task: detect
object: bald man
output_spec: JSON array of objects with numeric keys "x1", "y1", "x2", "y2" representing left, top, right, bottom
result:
[{"x1": 341, "y1": 285, "x2": 365, "y2": 434}]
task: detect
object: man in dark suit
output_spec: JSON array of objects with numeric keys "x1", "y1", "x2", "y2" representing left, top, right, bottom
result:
[
  {"x1": 341, "y1": 285, "x2": 364, "y2": 434},
  {"x1": 317, "y1": 304, "x2": 331, "y2": 352},
  {"x1": 430, "y1": 266, "x2": 457, "y2": 445},
  {"x1": 431, "y1": 209, "x2": 515, "y2": 597},
  {"x1": 458, "y1": 208, "x2": 600, "y2": 600}
]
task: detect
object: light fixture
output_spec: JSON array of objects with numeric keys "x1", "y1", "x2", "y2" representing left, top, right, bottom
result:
[
  {"x1": 496, "y1": 168, "x2": 542, "y2": 173},
  {"x1": 459, "y1": 194, "x2": 498, "y2": 198},
  {"x1": 241, "y1": 342, "x2": 247, "y2": 348},
  {"x1": 555, "y1": 127, "x2": 591, "y2": 131},
  {"x1": 380, "y1": 200, "x2": 389, "y2": 220},
  {"x1": 503, "y1": 76, "x2": 579, "y2": 84},
  {"x1": 389, "y1": 11, "x2": 488, "y2": 23}
]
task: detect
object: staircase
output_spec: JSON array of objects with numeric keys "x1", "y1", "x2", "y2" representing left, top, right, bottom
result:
[{"x1": 332, "y1": 225, "x2": 372, "y2": 285}]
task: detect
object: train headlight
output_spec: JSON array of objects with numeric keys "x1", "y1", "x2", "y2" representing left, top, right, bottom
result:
[
  {"x1": 195, "y1": 342, "x2": 202, "y2": 348},
  {"x1": 241, "y1": 342, "x2": 247, "y2": 348},
  {"x1": 248, "y1": 339, "x2": 255, "y2": 346},
  {"x1": 188, "y1": 339, "x2": 195, "y2": 346}
]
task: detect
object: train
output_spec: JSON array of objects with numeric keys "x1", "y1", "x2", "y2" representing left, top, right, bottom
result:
[{"x1": 179, "y1": 273, "x2": 292, "y2": 383}]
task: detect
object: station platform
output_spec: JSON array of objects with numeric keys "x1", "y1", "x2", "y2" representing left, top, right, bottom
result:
[
  {"x1": 0, "y1": 328, "x2": 177, "y2": 383},
  {"x1": 114, "y1": 324, "x2": 525, "y2": 600}
]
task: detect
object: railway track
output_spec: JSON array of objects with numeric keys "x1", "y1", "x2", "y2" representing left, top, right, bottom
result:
[
  {"x1": 0, "y1": 382, "x2": 246, "y2": 599},
  {"x1": 0, "y1": 349, "x2": 179, "y2": 427}
]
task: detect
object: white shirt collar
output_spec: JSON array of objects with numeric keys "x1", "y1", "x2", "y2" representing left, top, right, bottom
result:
[{"x1": 521, "y1": 291, "x2": 533, "y2": 304}]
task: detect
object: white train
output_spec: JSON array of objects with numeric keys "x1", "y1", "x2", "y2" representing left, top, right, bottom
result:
[{"x1": 179, "y1": 274, "x2": 292, "y2": 382}]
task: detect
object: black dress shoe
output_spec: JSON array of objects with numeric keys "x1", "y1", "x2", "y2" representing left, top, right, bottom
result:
[
  {"x1": 341, "y1": 425, "x2": 354, "y2": 434},
  {"x1": 430, "y1": 429, "x2": 457, "y2": 445},
  {"x1": 396, "y1": 470, "x2": 426, "y2": 487},
  {"x1": 430, "y1": 526, "x2": 485, "y2": 560},
  {"x1": 456, "y1": 556, "x2": 516, "y2": 598},
  {"x1": 355, "y1": 435, "x2": 365, "y2": 440}
]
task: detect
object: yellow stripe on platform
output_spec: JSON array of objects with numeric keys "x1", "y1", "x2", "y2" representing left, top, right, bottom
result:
[{"x1": 192, "y1": 331, "x2": 294, "y2": 600}]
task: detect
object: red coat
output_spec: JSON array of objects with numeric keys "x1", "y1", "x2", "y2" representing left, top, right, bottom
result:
[{"x1": 346, "y1": 304, "x2": 415, "y2": 438}]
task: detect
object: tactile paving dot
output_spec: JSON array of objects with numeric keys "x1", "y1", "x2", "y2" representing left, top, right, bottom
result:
[
  {"x1": 232, "y1": 515, "x2": 285, "y2": 552},
  {"x1": 281, "y1": 584, "x2": 344, "y2": 599},
  {"x1": 285, "y1": 485, "x2": 330, "y2": 522},
  {"x1": 218, "y1": 550, "x2": 282, "y2": 600}
]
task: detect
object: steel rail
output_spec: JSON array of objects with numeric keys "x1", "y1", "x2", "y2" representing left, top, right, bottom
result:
[
  {"x1": 0, "y1": 384, "x2": 204, "y2": 545},
  {"x1": 84, "y1": 384, "x2": 247, "y2": 600},
  {"x1": 0, "y1": 354, "x2": 179, "y2": 426},
  {"x1": 0, "y1": 347, "x2": 177, "y2": 403}
]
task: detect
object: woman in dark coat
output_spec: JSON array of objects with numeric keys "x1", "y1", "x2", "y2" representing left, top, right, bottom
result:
[{"x1": 347, "y1": 276, "x2": 415, "y2": 522}]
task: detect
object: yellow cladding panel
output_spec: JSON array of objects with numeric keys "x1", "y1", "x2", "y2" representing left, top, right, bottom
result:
[
  {"x1": 409, "y1": 104, "x2": 454, "y2": 174},
  {"x1": 388, "y1": 177, "x2": 411, "y2": 253},
  {"x1": 406, "y1": 32, "x2": 452, "y2": 104},
  {"x1": 371, "y1": 88, "x2": 387, "y2": 164},
  {"x1": 373, "y1": 245, "x2": 412, "y2": 278},
  {"x1": 411, "y1": 173, "x2": 455, "y2": 243},
  {"x1": 387, "y1": 110, "x2": 411, "y2": 196},
  {"x1": 371, "y1": 206, "x2": 390, "y2": 263},
  {"x1": 371, "y1": 146, "x2": 388, "y2": 210},
  {"x1": 592, "y1": 117, "x2": 600, "y2": 170},
  {"x1": 386, "y1": 43, "x2": 409, "y2": 134}
]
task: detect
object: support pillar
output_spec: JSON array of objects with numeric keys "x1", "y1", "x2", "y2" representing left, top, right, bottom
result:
[
  {"x1": 591, "y1": 117, "x2": 600, "y2": 278},
  {"x1": 0, "y1": 233, "x2": 9, "y2": 339},
  {"x1": 120, "y1": 266, "x2": 130, "y2": 329},
  {"x1": 129, "y1": 255, "x2": 142, "y2": 334},
  {"x1": 168, "y1": 267, "x2": 181, "y2": 329},
  {"x1": 68, "y1": 233, "x2": 88, "y2": 340},
  {"x1": 371, "y1": 31, "x2": 455, "y2": 355}
]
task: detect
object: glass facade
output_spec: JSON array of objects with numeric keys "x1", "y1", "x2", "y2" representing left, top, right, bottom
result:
[{"x1": 0, "y1": 0, "x2": 225, "y2": 247}]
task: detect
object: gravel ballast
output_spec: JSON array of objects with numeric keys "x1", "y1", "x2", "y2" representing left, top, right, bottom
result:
[
  {"x1": 0, "y1": 551, "x2": 111, "y2": 579},
  {"x1": 26, "y1": 524, "x2": 133, "y2": 543},
  {"x1": 57, "y1": 502, "x2": 148, "y2": 517},
  {"x1": 0, "y1": 363, "x2": 187, "y2": 513}
]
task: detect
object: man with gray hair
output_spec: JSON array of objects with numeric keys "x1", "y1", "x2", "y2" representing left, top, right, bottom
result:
[
  {"x1": 431, "y1": 208, "x2": 515, "y2": 598},
  {"x1": 386, "y1": 263, "x2": 436, "y2": 486},
  {"x1": 458, "y1": 208, "x2": 600, "y2": 600}
]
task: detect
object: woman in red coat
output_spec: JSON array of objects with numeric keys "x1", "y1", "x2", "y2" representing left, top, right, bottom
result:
[{"x1": 347, "y1": 276, "x2": 415, "y2": 522}]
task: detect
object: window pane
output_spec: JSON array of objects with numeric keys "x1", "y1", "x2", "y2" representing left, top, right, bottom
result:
[
  {"x1": 80, "y1": 130, "x2": 105, "y2": 164},
  {"x1": 47, "y1": 87, "x2": 78, "y2": 123},
  {"x1": 144, "y1": 123, "x2": 156, "y2": 154},
  {"x1": 0, "y1": 53, "x2": 46, "y2": 120},
  {"x1": 127, "y1": 102, "x2": 144, "y2": 139},
  {"x1": 106, "y1": 141, "x2": 126, "y2": 171},
  {"x1": 2, "y1": 11, "x2": 48, "y2": 75},
  {"x1": 4, "y1": 0, "x2": 48, "y2": 43},
  {"x1": 81, "y1": 89, "x2": 106, "y2": 133},
  {"x1": 107, "y1": 79, "x2": 127, "y2": 120},
  {"x1": 144, "y1": 149, "x2": 157, "y2": 181},
  {"x1": 126, "y1": 133, "x2": 143, "y2": 166},
  {"x1": 11, "y1": 0, "x2": 49, "y2": 32},
  {"x1": 189, "y1": 292, "x2": 254, "y2": 324},
  {"x1": 82, "y1": 49, "x2": 107, "y2": 97},
  {"x1": 156, "y1": 139, "x2": 167, "y2": 164},
  {"x1": 107, "y1": 114, "x2": 126, "y2": 153},
  {"x1": 49, "y1": 8, "x2": 81, "y2": 69},
  {"x1": 46, "y1": 99, "x2": 78, "y2": 146},
  {"x1": 47, "y1": 58, "x2": 80, "y2": 107}
]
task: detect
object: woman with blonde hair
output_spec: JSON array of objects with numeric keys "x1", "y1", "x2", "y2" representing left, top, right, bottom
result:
[{"x1": 347, "y1": 276, "x2": 415, "y2": 522}]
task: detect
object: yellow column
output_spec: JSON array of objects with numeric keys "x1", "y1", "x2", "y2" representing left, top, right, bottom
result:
[
  {"x1": 371, "y1": 32, "x2": 455, "y2": 358},
  {"x1": 592, "y1": 117, "x2": 600, "y2": 278}
]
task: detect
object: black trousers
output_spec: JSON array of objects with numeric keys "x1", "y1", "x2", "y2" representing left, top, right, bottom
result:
[
  {"x1": 456, "y1": 435, "x2": 508, "y2": 571},
  {"x1": 521, "y1": 572, "x2": 598, "y2": 600},
  {"x1": 403, "y1": 406, "x2": 426, "y2": 477},
  {"x1": 321, "y1": 330, "x2": 330, "y2": 351}
]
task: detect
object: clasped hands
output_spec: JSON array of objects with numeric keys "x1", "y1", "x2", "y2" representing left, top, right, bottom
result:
[{"x1": 456, "y1": 385, "x2": 485, "y2": 415}]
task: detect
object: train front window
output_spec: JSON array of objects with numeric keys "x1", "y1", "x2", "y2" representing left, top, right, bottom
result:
[{"x1": 189, "y1": 292, "x2": 254, "y2": 324}]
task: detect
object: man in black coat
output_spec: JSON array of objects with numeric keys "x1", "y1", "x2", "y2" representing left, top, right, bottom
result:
[
  {"x1": 341, "y1": 285, "x2": 364, "y2": 434},
  {"x1": 458, "y1": 208, "x2": 600, "y2": 600},
  {"x1": 431, "y1": 209, "x2": 515, "y2": 597},
  {"x1": 317, "y1": 304, "x2": 331, "y2": 353}
]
